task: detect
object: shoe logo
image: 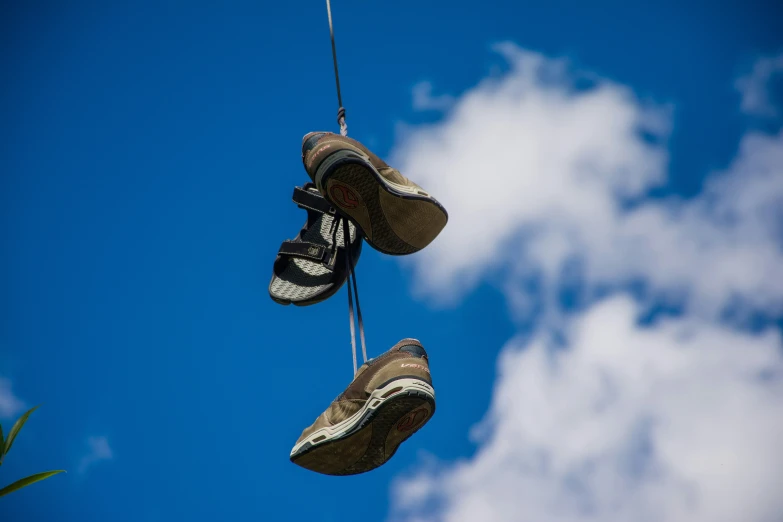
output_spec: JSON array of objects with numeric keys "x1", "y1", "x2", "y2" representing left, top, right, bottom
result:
[
  {"x1": 401, "y1": 363, "x2": 430, "y2": 374},
  {"x1": 307, "y1": 143, "x2": 333, "y2": 169},
  {"x1": 307, "y1": 245, "x2": 321, "y2": 256},
  {"x1": 329, "y1": 183, "x2": 360, "y2": 209},
  {"x1": 396, "y1": 408, "x2": 429, "y2": 432}
]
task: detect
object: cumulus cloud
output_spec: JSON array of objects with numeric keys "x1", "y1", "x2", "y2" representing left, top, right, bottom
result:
[
  {"x1": 393, "y1": 44, "x2": 783, "y2": 320},
  {"x1": 390, "y1": 297, "x2": 783, "y2": 522},
  {"x1": 78, "y1": 436, "x2": 113, "y2": 474},
  {"x1": 388, "y1": 44, "x2": 783, "y2": 522},
  {"x1": 412, "y1": 81, "x2": 456, "y2": 112},
  {"x1": 735, "y1": 52, "x2": 783, "y2": 117},
  {"x1": 0, "y1": 378, "x2": 25, "y2": 420}
]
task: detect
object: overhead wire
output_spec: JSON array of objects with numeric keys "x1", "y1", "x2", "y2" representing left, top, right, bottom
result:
[
  {"x1": 326, "y1": 0, "x2": 366, "y2": 375},
  {"x1": 326, "y1": 0, "x2": 348, "y2": 137}
]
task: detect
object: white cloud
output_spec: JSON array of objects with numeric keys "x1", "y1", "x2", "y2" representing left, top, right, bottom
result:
[
  {"x1": 78, "y1": 436, "x2": 113, "y2": 474},
  {"x1": 735, "y1": 52, "x2": 783, "y2": 117},
  {"x1": 393, "y1": 44, "x2": 669, "y2": 306},
  {"x1": 0, "y1": 378, "x2": 25, "y2": 420},
  {"x1": 412, "y1": 81, "x2": 456, "y2": 112},
  {"x1": 392, "y1": 44, "x2": 783, "y2": 320},
  {"x1": 387, "y1": 44, "x2": 783, "y2": 522},
  {"x1": 390, "y1": 297, "x2": 783, "y2": 522}
]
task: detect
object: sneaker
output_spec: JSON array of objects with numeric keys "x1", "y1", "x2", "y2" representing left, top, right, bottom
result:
[
  {"x1": 301, "y1": 132, "x2": 448, "y2": 256},
  {"x1": 289, "y1": 339, "x2": 435, "y2": 476}
]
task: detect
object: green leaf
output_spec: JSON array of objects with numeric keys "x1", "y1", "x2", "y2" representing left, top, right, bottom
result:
[
  {"x1": 0, "y1": 470, "x2": 65, "y2": 497},
  {"x1": 3, "y1": 405, "x2": 40, "y2": 457},
  {"x1": 0, "y1": 422, "x2": 4, "y2": 451}
]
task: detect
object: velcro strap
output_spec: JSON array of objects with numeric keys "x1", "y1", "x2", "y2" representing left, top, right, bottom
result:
[
  {"x1": 278, "y1": 240, "x2": 328, "y2": 262},
  {"x1": 292, "y1": 187, "x2": 334, "y2": 215}
]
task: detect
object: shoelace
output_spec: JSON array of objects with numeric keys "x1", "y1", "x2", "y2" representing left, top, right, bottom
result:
[
  {"x1": 342, "y1": 218, "x2": 367, "y2": 375},
  {"x1": 325, "y1": 1, "x2": 361, "y2": 370}
]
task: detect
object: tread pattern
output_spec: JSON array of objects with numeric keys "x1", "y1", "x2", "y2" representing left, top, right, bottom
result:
[{"x1": 328, "y1": 163, "x2": 418, "y2": 255}]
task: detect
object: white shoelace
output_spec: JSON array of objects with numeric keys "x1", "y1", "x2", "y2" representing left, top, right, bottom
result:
[{"x1": 342, "y1": 218, "x2": 367, "y2": 375}]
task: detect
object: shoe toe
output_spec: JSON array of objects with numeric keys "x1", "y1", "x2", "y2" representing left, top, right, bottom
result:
[{"x1": 301, "y1": 132, "x2": 330, "y2": 155}]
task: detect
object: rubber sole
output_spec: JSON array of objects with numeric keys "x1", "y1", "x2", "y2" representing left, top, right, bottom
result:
[
  {"x1": 290, "y1": 378, "x2": 436, "y2": 476},
  {"x1": 315, "y1": 150, "x2": 448, "y2": 256}
]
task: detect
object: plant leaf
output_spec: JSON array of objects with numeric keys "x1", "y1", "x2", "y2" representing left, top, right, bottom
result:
[
  {"x1": 0, "y1": 422, "x2": 4, "y2": 452},
  {"x1": 3, "y1": 405, "x2": 40, "y2": 457},
  {"x1": 0, "y1": 470, "x2": 65, "y2": 497}
]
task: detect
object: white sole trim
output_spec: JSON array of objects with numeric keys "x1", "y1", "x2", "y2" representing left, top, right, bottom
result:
[{"x1": 290, "y1": 377, "x2": 435, "y2": 457}]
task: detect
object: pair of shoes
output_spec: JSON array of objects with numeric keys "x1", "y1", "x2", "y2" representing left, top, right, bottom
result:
[
  {"x1": 301, "y1": 132, "x2": 448, "y2": 256},
  {"x1": 270, "y1": 133, "x2": 446, "y2": 476},
  {"x1": 268, "y1": 133, "x2": 448, "y2": 307}
]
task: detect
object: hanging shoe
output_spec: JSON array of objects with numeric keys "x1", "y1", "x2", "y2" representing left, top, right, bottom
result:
[
  {"x1": 301, "y1": 132, "x2": 448, "y2": 256},
  {"x1": 290, "y1": 339, "x2": 435, "y2": 476},
  {"x1": 268, "y1": 183, "x2": 363, "y2": 306}
]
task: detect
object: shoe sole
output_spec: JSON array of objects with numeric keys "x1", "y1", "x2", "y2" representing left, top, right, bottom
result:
[
  {"x1": 314, "y1": 149, "x2": 448, "y2": 256},
  {"x1": 289, "y1": 377, "x2": 436, "y2": 476}
]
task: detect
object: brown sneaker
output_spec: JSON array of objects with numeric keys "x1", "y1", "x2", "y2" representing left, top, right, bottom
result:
[
  {"x1": 301, "y1": 132, "x2": 448, "y2": 256},
  {"x1": 289, "y1": 339, "x2": 436, "y2": 476}
]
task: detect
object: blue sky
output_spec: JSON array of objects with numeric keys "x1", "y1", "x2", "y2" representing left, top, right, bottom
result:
[{"x1": 2, "y1": 2, "x2": 782, "y2": 522}]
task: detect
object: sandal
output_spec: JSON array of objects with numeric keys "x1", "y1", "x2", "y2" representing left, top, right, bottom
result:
[{"x1": 268, "y1": 183, "x2": 363, "y2": 306}]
